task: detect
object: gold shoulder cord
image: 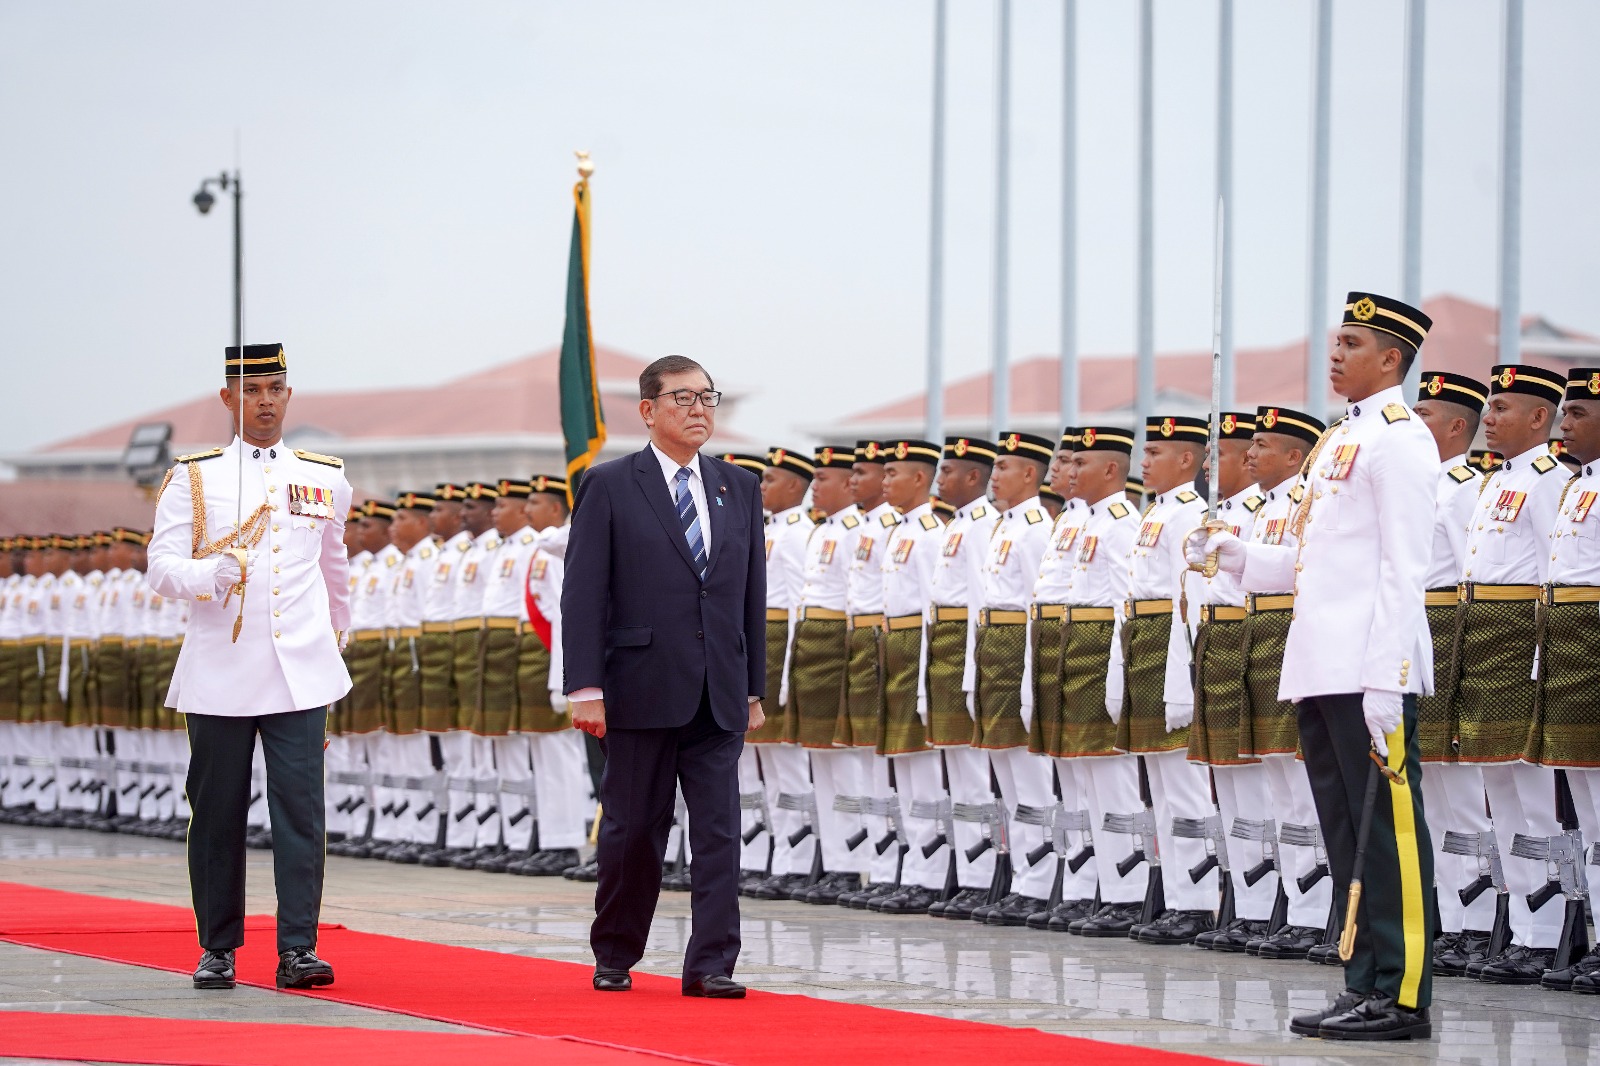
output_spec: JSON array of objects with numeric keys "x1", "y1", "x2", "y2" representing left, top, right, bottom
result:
[
  {"x1": 1290, "y1": 425, "x2": 1338, "y2": 541},
  {"x1": 186, "y1": 460, "x2": 271, "y2": 642}
]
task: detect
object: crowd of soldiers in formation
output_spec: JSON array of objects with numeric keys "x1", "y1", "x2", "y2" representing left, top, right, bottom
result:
[{"x1": 3, "y1": 361, "x2": 1600, "y2": 1001}]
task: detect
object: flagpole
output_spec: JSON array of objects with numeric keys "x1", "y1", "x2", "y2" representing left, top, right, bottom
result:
[
  {"x1": 1060, "y1": 0, "x2": 1079, "y2": 429},
  {"x1": 991, "y1": 0, "x2": 1013, "y2": 436},
  {"x1": 926, "y1": 0, "x2": 949, "y2": 442}
]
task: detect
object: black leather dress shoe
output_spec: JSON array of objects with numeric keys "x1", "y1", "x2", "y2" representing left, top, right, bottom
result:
[
  {"x1": 738, "y1": 869, "x2": 768, "y2": 893},
  {"x1": 193, "y1": 949, "x2": 236, "y2": 990},
  {"x1": 418, "y1": 846, "x2": 460, "y2": 867},
  {"x1": 510, "y1": 848, "x2": 581, "y2": 876},
  {"x1": 1135, "y1": 909, "x2": 1215, "y2": 945},
  {"x1": 564, "y1": 859, "x2": 601, "y2": 882},
  {"x1": 1306, "y1": 941, "x2": 1344, "y2": 966},
  {"x1": 1434, "y1": 929, "x2": 1492, "y2": 977},
  {"x1": 683, "y1": 975, "x2": 746, "y2": 998},
  {"x1": 985, "y1": 894, "x2": 1049, "y2": 927},
  {"x1": 275, "y1": 947, "x2": 334, "y2": 989},
  {"x1": 746, "y1": 873, "x2": 807, "y2": 900},
  {"x1": 797, "y1": 872, "x2": 859, "y2": 904},
  {"x1": 593, "y1": 967, "x2": 632, "y2": 992},
  {"x1": 853, "y1": 882, "x2": 901, "y2": 910},
  {"x1": 1543, "y1": 944, "x2": 1600, "y2": 992},
  {"x1": 927, "y1": 887, "x2": 986, "y2": 920},
  {"x1": 474, "y1": 849, "x2": 517, "y2": 873},
  {"x1": 1475, "y1": 944, "x2": 1555, "y2": 985},
  {"x1": 661, "y1": 868, "x2": 693, "y2": 892},
  {"x1": 1074, "y1": 901, "x2": 1142, "y2": 937},
  {"x1": 876, "y1": 885, "x2": 939, "y2": 915},
  {"x1": 1289, "y1": 988, "x2": 1367, "y2": 1036},
  {"x1": 1208, "y1": 917, "x2": 1269, "y2": 953},
  {"x1": 449, "y1": 846, "x2": 494, "y2": 870},
  {"x1": 387, "y1": 842, "x2": 423, "y2": 864},
  {"x1": 1040, "y1": 897, "x2": 1096, "y2": 932},
  {"x1": 1319, "y1": 994, "x2": 1431, "y2": 1041},
  {"x1": 1251, "y1": 924, "x2": 1322, "y2": 960}
]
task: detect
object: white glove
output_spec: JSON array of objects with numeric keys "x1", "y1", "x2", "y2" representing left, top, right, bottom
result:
[
  {"x1": 1165, "y1": 701, "x2": 1194, "y2": 732},
  {"x1": 1105, "y1": 696, "x2": 1122, "y2": 725},
  {"x1": 1363, "y1": 688, "x2": 1403, "y2": 757},
  {"x1": 337, "y1": 629, "x2": 351, "y2": 652},
  {"x1": 550, "y1": 692, "x2": 569, "y2": 713},
  {"x1": 210, "y1": 550, "x2": 258, "y2": 595},
  {"x1": 1182, "y1": 528, "x2": 1246, "y2": 576}
]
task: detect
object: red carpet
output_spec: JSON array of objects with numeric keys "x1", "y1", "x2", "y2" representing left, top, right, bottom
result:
[
  {"x1": 0, "y1": 1011, "x2": 679, "y2": 1065},
  {"x1": 0, "y1": 882, "x2": 1234, "y2": 1066}
]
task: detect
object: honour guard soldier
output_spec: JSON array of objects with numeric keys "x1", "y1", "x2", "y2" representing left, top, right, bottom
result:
[
  {"x1": 357, "y1": 502, "x2": 406, "y2": 857},
  {"x1": 1027, "y1": 427, "x2": 1100, "y2": 927},
  {"x1": 840, "y1": 441, "x2": 903, "y2": 907},
  {"x1": 415, "y1": 484, "x2": 470, "y2": 864},
  {"x1": 969, "y1": 431, "x2": 1058, "y2": 926},
  {"x1": 1448, "y1": 363, "x2": 1570, "y2": 984},
  {"x1": 148, "y1": 342, "x2": 352, "y2": 991},
  {"x1": 1411, "y1": 371, "x2": 1499, "y2": 974},
  {"x1": 786, "y1": 445, "x2": 865, "y2": 903},
  {"x1": 1530, "y1": 368, "x2": 1600, "y2": 992},
  {"x1": 1191, "y1": 292, "x2": 1438, "y2": 1039},
  {"x1": 1235, "y1": 405, "x2": 1331, "y2": 960},
  {"x1": 36, "y1": 537, "x2": 68, "y2": 822},
  {"x1": 508, "y1": 474, "x2": 587, "y2": 877},
  {"x1": 1110, "y1": 415, "x2": 1217, "y2": 946},
  {"x1": 1187, "y1": 414, "x2": 1274, "y2": 952},
  {"x1": 871, "y1": 438, "x2": 948, "y2": 914},
  {"x1": 1053, "y1": 427, "x2": 1150, "y2": 936},
  {"x1": 924, "y1": 436, "x2": 1000, "y2": 918},
  {"x1": 443, "y1": 482, "x2": 502, "y2": 868},
  {"x1": 378, "y1": 491, "x2": 436, "y2": 862},
  {"x1": 743, "y1": 447, "x2": 817, "y2": 900},
  {"x1": 58, "y1": 537, "x2": 99, "y2": 827},
  {"x1": 99, "y1": 530, "x2": 143, "y2": 827},
  {"x1": 0, "y1": 540, "x2": 20, "y2": 818}
]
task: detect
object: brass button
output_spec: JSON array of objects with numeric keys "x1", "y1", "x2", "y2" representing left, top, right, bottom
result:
[
  {"x1": 273, "y1": 610, "x2": 281, "y2": 618},
  {"x1": 273, "y1": 546, "x2": 281, "y2": 553},
  {"x1": 273, "y1": 524, "x2": 281, "y2": 532},
  {"x1": 274, "y1": 630, "x2": 281, "y2": 638},
  {"x1": 268, "y1": 485, "x2": 276, "y2": 493},
  {"x1": 264, "y1": 467, "x2": 271, "y2": 474},
  {"x1": 1402, "y1": 659, "x2": 1411, "y2": 667},
  {"x1": 273, "y1": 566, "x2": 280, "y2": 574},
  {"x1": 272, "y1": 588, "x2": 280, "y2": 596}
]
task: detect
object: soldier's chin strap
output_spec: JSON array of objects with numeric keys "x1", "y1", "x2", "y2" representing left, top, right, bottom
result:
[{"x1": 221, "y1": 547, "x2": 248, "y2": 643}]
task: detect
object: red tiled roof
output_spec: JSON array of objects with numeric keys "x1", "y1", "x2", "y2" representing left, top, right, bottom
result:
[
  {"x1": 39, "y1": 345, "x2": 657, "y2": 453},
  {"x1": 0, "y1": 480, "x2": 154, "y2": 537},
  {"x1": 840, "y1": 294, "x2": 1592, "y2": 426}
]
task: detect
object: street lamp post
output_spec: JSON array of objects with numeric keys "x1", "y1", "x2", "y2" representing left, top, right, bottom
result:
[{"x1": 192, "y1": 171, "x2": 242, "y2": 347}]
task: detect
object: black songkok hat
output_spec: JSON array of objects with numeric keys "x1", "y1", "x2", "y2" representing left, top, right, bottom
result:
[
  {"x1": 1342, "y1": 292, "x2": 1432, "y2": 349},
  {"x1": 1417, "y1": 371, "x2": 1489, "y2": 411},
  {"x1": 1254, "y1": 406, "x2": 1325, "y2": 446},
  {"x1": 813, "y1": 445, "x2": 856, "y2": 470},
  {"x1": 943, "y1": 435, "x2": 997, "y2": 465},
  {"x1": 719, "y1": 453, "x2": 767, "y2": 475},
  {"x1": 225, "y1": 343, "x2": 287, "y2": 378},
  {"x1": 529, "y1": 475, "x2": 569, "y2": 498},
  {"x1": 882, "y1": 439, "x2": 942, "y2": 466},
  {"x1": 1076, "y1": 426, "x2": 1135, "y2": 454},
  {"x1": 1146, "y1": 415, "x2": 1208, "y2": 443},
  {"x1": 854, "y1": 440, "x2": 888, "y2": 465},
  {"x1": 1564, "y1": 368, "x2": 1600, "y2": 403},
  {"x1": 496, "y1": 479, "x2": 532, "y2": 499},
  {"x1": 1216, "y1": 412, "x2": 1256, "y2": 440},
  {"x1": 1490, "y1": 364, "x2": 1566, "y2": 406},
  {"x1": 766, "y1": 447, "x2": 816, "y2": 480},
  {"x1": 396, "y1": 491, "x2": 437, "y2": 511},
  {"x1": 994, "y1": 431, "x2": 1055, "y2": 462}
]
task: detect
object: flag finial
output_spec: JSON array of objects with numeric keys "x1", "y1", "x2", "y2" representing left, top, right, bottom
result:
[{"x1": 575, "y1": 150, "x2": 595, "y2": 180}]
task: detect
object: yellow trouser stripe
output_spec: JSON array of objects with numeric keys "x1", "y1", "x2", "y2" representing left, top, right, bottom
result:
[{"x1": 1387, "y1": 719, "x2": 1425, "y2": 1008}]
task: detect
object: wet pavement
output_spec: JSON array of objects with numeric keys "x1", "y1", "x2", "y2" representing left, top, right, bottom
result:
[{"x1": 1, "y1": 823, "x2": 1597, "y2": 1065}]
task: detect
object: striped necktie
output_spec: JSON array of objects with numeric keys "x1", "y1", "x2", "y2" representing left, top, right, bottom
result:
[{"x1": 674, "y1": 466, "x2": 708, "y2": 580}]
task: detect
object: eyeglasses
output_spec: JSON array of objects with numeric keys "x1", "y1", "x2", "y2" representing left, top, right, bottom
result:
[{"x1": 653, "y1": 388, "x2": 723, "y2": 408}]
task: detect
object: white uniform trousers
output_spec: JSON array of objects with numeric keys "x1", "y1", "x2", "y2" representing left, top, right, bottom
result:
[
  {"x1": 367, "y1": 733, "x2": 407, "y2": 844},
  {"x1": 1560, "y1": 769, "x2": 1600, "y2": 944},
  {"x1": 1073, "y1": 753, "x2": 1148, "y2": 903},
  {"x1": 321, "y1": 734, "x2": 352, "y2": 837},
  {"x1": 988, "y1": 747, "x2": 1057, "y2": 900},
  {"x1": 755, "y1": 744, "x2": 814, "y2": 876},
  {"x1": 491, "y1": 735, "x2": 535, "y2": 851},
  {"x1": 894, "y1": 749, "x2": 948, "y2": 891},
  {"x1": 864, "y1": 755, "x2": 900, "y2": 884},
  {"x1": 169, "y1": 730, "x2": 191, "y2": 820},
  {"x1": 1420, "y1": 762, "x2": 1497, "y2": 934},
  {"x1": 1483, "y1": 763, "x2": 1563, "y2": 948},
  {"x1": 528, "y1": 729, "x2": 588, "y2": 851},
  {"x1": 1144, "y1": 749, "x2": 1221, "y2": 911},
  {"x1": 810, "y1": 747, "x2": 869, "y2": 875},
  {"x1": 1211, "y1": 764, "x2": 1278, "y2": 921},
  {"x1": 438, "y1": 731, "x2": 479, "y2": 849},
  {"x1": 0, "y1": 722, "x2": 18, "y2": 809},
  {"x1": 382, "y1": 732, "x2": 437, "y2": 844},
  {"x1": 111, "y1": 728, "x2": 141, "y2": 818},
  {"x1": 1262, "y1": 754, "x2": 1333, "y2": 928},
  {"x1": 1050, "y1": 756, "x2": 1104, "y2": 903},
  {"x1": 470, "y1": 735, "x2": 503, "y2": 848},
  {"x1": 736, "y1": 745, "x2": 767, "y2": 871},
  {"x1": 60, "y1": 725, "x2": 94, "y2": 813},
  {"x1": 943, "y1": 745, "x2": 998, "y2": 889},
  {"x1": 25, "y1": 723, "x2": 59, "y2": 813}
]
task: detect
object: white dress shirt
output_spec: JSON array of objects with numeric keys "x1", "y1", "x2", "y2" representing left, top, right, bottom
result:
[{"x1": 650, "y1": 442, "x2": 712, "y2": 560}]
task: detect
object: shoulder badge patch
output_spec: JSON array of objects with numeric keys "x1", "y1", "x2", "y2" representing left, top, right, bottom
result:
[
  {"x1": 841, "y1": 514, "x2": 860, "y2": 530},
  {"x1": 419, "y1": 546, "x2": 434, "y2": 559},
  {"x1": 880, "y1": 512, "x2": 898, "y2": 527},
  {"x1": 1289, "y1": 484, "x2": 1306, "y2": 503},
  {"x1": 1243, "y1": 494, "x2": 1265, "y2": 513},
  {"x1": 176, "y1": 448, "x2": 223, "y2": 463},
  {"x1": 1108, "y1": 501, "x2": 1130, "y2": 520},
  {"x1": 520, "y1": 532, "x2": 535, "y2": 544},
  {"x1": 1381, "y1": 403, "x2": 1411, "y2": 424},
  {"x1": 971, "y1": 504, "x2": 989, "y2": 520},
  {"x1": 293, "y1": 449, "x2": 343, "y2": 468},
  {"x1": 1025, "y1": 509, "x2": 1044, "y2": 525},
  {"x1": 1447, "y1": 465, "x2": 1476, "y2": 483},
  {"x1": 786, "y1": 512, "x2": 803, "y2": 525},
  {"x1": 1532, "y1": 455, "x2": 1558, "y2": 475},
  {"x1": 1175, "y1": 490, "x2": 1199, "y2": 504},
  {"x1": 919, "y1": 514, "x2": 940, "y2": 530},
  {"x1": 385, "y1": 554, "x2": 399, "y2": 567}
]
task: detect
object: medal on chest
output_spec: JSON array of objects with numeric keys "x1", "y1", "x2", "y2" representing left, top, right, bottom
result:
[
  {"x1": 500, "y1": 557, "x2": 516, "y2": 579},
  {"x1": 288, "y1": 484, "x2": 337, "y2": 519},
  {"x1": 434, "y1": 562, "x2": 452, "y2": 583},
  {"x1": 403, "y1": 569, "x2": 415, "y2": 589},
  {"x1": 942, "y1": 532, "x2": 963, "y2": 557},
  {"x1": 819, "y1": 539, "x2": 837, "y2": 565},
  {"x1": 1077, "y1": 535, "x2": 1098, "y2": 564},
  {"x1": 1136, "y1": 521, "x2": 1163, "y2": 549},
  {"x1": 1570, "y1": 491, "x2": 1597, "y2": 523},
  {"x1": 1054, "y1": 526, "x2": 1081, "y2": 553},
  {"x1": 463, "y1": 562, "x2": 479, "y2": 584},
  {"x1": 1489, "y1": 490, "x2": 1527, "y2": 523},
  {"x1": 1324, "y1": 444, "x2": 1360, "y2": 481},
  {"x1": 365, "y1": 576, "x2": 380, "y2": 594},
  {"x1": 1261, "y1": 517, "x2": 1287, "y2": 546},
  {"x1": 893, "y1": 538, "x2": 914, "y2": 564},
  {"x1": 855, "y1": 537, "x2": 875, "y2": 562},
  {"x1": 995, "y1": 540, "x2": 1012, "y2": 566},
  {"x1": 765, "y1": 537, "x2": 774, "y2": 561},
  {"x1": 532, "y1": 557, "x2": 549, "y2": 580}
]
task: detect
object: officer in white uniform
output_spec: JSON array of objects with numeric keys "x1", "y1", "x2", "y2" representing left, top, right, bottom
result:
[{"x1": 147, "y1": 343, "x2": 352, "y2": 993}]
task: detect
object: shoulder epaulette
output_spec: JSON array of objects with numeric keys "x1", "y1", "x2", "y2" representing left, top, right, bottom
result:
[
  {"x1": 419, "y1": 545, "x2": 434, "y2": 559},
  {"x1": 1381, "y1": 403, "x2": 1411, "y2": 424},
  {"x1": 919, "y1": 513, "x2": 939, "y2": 530},
  {"x1": 457, "y1": 540, "x2": 471, "y2": 552},
  {"x1": 520, "y1": 532, "x2": 535, "y2": 544},
  {"x1": 1024, "y1": 508, "x2": 1045, "y2": 525},
  {"x1": 880, "y1": 512, "x2": 899, "y2": 527},
  {"x1": 293, "y1": 449, "x2": 343, "y2": 468},
  {"x1": 1242, "y1": 494, "x2": 1265, "y2": 513},
  {"x1": 385, "y1": 554, "x2": 399, "y2": 567},
  {"x1": 971, "y1": 504, "x2": 989, "y2": 520},
  {"x1": 176, "y1": 448, "x2": 223, "y2": 463},
  {"x1": 1175, "y1": 490, "x2": 1199, "y2": 504},
  {"x1": 786, "y1": 512, "x2": 804, "y2": 525},
  {"x1": 841, "y1": 514, "x2": 860, "y2": 529},
  {"x1": 1108, "y1": 501, "x2": 1130, "y2": 520},
  {"x1": 1532, "y1": 455, "x2": 1559, "y2": 475},
  {"x1": 1289, "y1": 484, "x2": 1305, "y2": 503},
  {"x1": 1447, "y1": 465, "x2": 1476, "y2": 484}
]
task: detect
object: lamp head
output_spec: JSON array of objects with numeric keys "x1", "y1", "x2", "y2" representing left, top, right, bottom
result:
[{"x1": 193, "y1": 187, "x2": 215, "y2": 215}]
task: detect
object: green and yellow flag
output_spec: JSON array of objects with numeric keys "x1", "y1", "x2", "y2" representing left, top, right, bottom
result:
[{"x1": 558, "y1": 168, "x2": 605, "y2": 504}]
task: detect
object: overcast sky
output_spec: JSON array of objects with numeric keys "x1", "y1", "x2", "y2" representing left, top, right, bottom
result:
[{"x1": 2, "y1": 0, "x2": 1597, "y2": 456}]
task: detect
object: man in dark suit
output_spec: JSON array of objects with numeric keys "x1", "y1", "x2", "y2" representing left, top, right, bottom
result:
[{"x1": 562, "y1": 354, "x2": 766, "y2": 999}]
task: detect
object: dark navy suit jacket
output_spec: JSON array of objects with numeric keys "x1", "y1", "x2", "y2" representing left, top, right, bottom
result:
[{"x1": 561, "y1": 445, "x2": 766, "y2": 733}]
